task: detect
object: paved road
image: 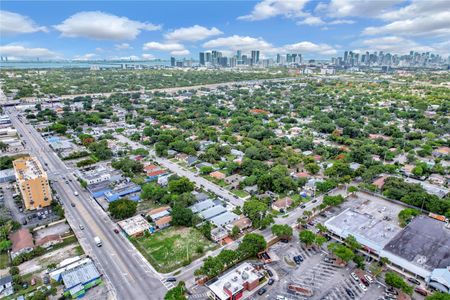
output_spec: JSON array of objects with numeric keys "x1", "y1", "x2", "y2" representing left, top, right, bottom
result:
[
  {"x1": 7, "y1": 108, "x2": 168, "y2": 300},
  {"x1": 114, "y1": 134, "x2": 244, "y2": 207}
]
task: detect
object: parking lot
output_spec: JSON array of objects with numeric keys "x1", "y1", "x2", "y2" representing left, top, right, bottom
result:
[
  {"x1": 253, "y1": 231, "x2": 386, "y2": 300},
  {"x1": 1, "y1": 183, "x2": 60, "y2": 227}
]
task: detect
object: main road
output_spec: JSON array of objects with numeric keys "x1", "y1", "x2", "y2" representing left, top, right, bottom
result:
[{"x1": 6, "y1": 108, "x2": 168, "y2": 300}]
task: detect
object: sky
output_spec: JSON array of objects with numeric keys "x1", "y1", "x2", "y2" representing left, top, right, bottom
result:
[{"x1": 0, "y1": 0, "x2": 449, "y2": 61}]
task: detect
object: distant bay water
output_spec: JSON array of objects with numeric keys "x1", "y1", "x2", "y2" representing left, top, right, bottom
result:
[{"x1": 0, "y1": 60, "x2": 171, "y2": 69}]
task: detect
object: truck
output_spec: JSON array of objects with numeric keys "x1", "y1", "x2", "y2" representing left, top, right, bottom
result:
[{"x1": 94, "y1": 236, "x2": 102, "y2": 247}]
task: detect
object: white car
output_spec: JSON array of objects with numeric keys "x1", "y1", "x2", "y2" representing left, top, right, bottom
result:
[
  {"x1": 351, "y1": 272, "x2": 360, "y2": 282},
  {"x1": 364, "y1": 274, "x2": 374, "y2": 283},
  {"x1": 359, "y1": 283, "x2": 368, "y2": 292}
]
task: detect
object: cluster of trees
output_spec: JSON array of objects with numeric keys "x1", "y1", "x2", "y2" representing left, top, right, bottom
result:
[
  {"x1": 108, "y1": 198, "x2": 138, "y2": 220},
  {"x1": 12, "y1": 246, "x2": 45, "y2": 266},
  {"x1": 242, "y1": 199, "x2": 273, "y2": 229},
  {"x1": 194, "y1": 233, "x2": 266, "y2": 278},
  {"x1": 383, "y1": 177, "x2": 450, "y2": 216},
  {"x1": 384, "y1": 272, "x2": 413, "y2": 295},
  {"x1": 0, "y1": 220, "x2": 20, "y2": 255},
  {"x1": 164, "y1": 281, "x2": 186, "y2": 300},
  {"x1": 111, "y1": 157, "x2": 144, "y2": 178},
  {"x1": 299, "y1": 230, "x2": 327, "y2": 248},
  {"x1": 0, "y1": 155, "x2": 18, "y2": 170}
]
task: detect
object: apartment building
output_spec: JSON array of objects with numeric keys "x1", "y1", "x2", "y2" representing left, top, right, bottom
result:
[{"x1": 13, "y1": 156, "x2": 52, "y2": 210}]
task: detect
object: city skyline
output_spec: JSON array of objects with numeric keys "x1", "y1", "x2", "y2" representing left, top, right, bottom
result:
[{"x1": 1, "y1": 0, "x2": 450, "y2": 61}]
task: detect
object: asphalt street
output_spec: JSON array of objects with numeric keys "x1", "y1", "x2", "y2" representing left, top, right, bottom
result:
[{"x1": 7, "y1": 108, "x2": 168, "y2": 300}]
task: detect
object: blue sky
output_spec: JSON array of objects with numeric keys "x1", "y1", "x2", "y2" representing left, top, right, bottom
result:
[{"x1": 1, "y1": 0, "x2": 449, "y2": 60}]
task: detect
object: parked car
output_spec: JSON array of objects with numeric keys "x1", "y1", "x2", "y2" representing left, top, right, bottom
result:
[
  {"x1": 345, "y1": 288, "x2": 355, "y2": 299},
  {"x1": 364, "y1": 274, "x2": 374, "y2": 283},
  {"x1": 166, "y1": 278, "x2": 176, "y2": 282},
  {"x1": 414, "y1": 287, "x2": 428, "y2": 296},
  {"x1": 293, "y1": 256, "x2": 301, "y2": 265},
  {"x1": 268, "y1": 279, "x2": 275, "y2": 285},
  {"x1": 79, "y1": 224, "x2": 84, "y2": 230},
  {"x1": 300, "y1": 205, "x2": 306, "y2": 209},
  {"x1": 71, "y1": 202, "x2": 76, "y2": 207},
  {"x1": 280, "y1": 238, "x2": 289, "y2": 243},
  {"x1": 114, "y1": 228, "x2": 120, "y2": 234},
  {"x1": 257, "y1": 288, "x2": 267, "y2": 295},
  {"x1": 267, "y1": 270, "x2": 273, "y2": 277},
  {"x1": 359, "y1": 283, "x2": 368, "y2": 292},
  {"x1": 350, "y1": 272, "x2": 360, "y2": 282},
  {"x1": 407, "y1": 277, "x2": 420, "y2": 285}
]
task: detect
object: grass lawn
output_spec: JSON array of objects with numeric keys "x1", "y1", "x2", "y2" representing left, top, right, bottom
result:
[
  {"x1": 231, "y1": 189, "x2": 249, "y2": 198},
  {"x1": 132, "y1": 227, "x2": 216, "y2": 273},
  {"x1": 0, "y1": 252, "x2": 9, "y2": 269}
]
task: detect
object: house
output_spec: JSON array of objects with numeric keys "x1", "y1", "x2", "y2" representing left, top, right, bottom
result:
[
  {"x1": 271, "y1": 197, "x2": 293, "y2": 212},
  {"x1": 155, "y1": 216, "x2": 172, "y2": 229},
  {"x1": 194, "y1": 192, "x2": 210, "y2": 202},
  {"x1": 146, "y1": 206, "x2": 171, "y2": 221},
  {"x1": 199, "y1": 205, "x2": 227, "y2": 220},
  {"x1": 243, "y1": 185, "x2": 258, "y2": 195},
  {"x1": 433, "y1": 146, "x2": 450, "y2": 157},
  {"x1": 36, "y1": 234, "x2": 63, "y2": 248},
  {"x1": 210, "y1": 211, "x2": 239, "y2": 227},
  {"x1": 211, "y1": 227, "x2": 229, "y2": 242},
  {"x1": 224, "y1": 174, "x2": 244, "y2": 189},
  {"x1": 117, "y1": 215, "x2": 150, "y2": 237},
  {"x1": 147, "y1": 169, "x2": 168, "y2": 180},
  {"x1": 195, "y1": 162, "x2": 213, "y2": 171},
  {"x1": 373, "y1": 175, "x2": 388, "y2": 189},
  {"x1": 210, "y1": 171, "x2": 226, "y2": 180},
  {"x1": 190, "y1": 199, "x2": 215, "y2": 214},
  {"x1": 186, "y1": 156, "x2": 198, "y2": 166},
  {"x1": 0, "y1": 275, "x2": 13, "y2": 298},
  {"x1": 292, "y1": 172, "x2": 309, "y2": 179},
  {"x1": 176, "y1": 153, "x2": 188, "y2": 161},
  {"x1": 9, "y1": 229, "x2": 34, "y2": 259},
  {"x1": 226, "y1": 216, "x2": 252, "y2": 232}
]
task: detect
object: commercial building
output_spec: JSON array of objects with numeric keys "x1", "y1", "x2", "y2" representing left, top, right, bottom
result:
[
  {"x1": 207, "y1": 262, "x2": 265, "y2": 300},
  {"x1": 324, "y1": 191, "x2": 450, "y2": 293},
  {"x1": 0, "y1": 169, "x2": 15, "y2": 183},
  {"x1": 51, "y1": 257, "x2": 102, "y2": 298},
  {"x1": 13, "y1": 156, "x2": 52, "y2": 210}
]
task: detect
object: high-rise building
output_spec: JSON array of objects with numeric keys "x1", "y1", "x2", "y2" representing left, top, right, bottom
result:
[
  {"x1": 236, "y1": 50, "x2": 242, "y2": 61},
  {"x1": 206, "y1": 52, "x2": 211, "y2": 63},
  {"x1": 13, "y1": 156, "x2": 52, "y2": 210},
  {"x1": 199, "y1": 52, "x2": 205, "y2": 66},
  {"x1": 170, "y1": 57, "x2": 176, "y2": 67},
  {"x1": 251, "y1": 50, "x2": 260, "y2": 65}
]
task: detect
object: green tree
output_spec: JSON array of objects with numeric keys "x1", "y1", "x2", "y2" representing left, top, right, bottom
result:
[
  {"x1": 345, "y1": 235, "x2": 361, "y2": 251},
  {"x1": 108, "y1": 198, "x2": 137, "y2": 219},
  {"x1": 426, "y1": 292, "x2": 450, "y2": 300},
  {"x1": 398, "y1": 208, "x2": 420, "y2": 227},
  {"x1": 243, "y1": 199, "x2": 267, "y2": 229},
  {"x1": 230, "y1": 225, "x2": 240, "y2": 239},
  {"x1": 315, "y1": 235, "x2": 327, "y2": 247},
  {"x1": 141, "y1": 183, "x2": 168, "y2": 203},
  {"x1": 305, "y1": 163, "x2": 320, "y2": 175},
  {"x1": 171, "y1": 205, "x2": 194, "y2": 227},
  {"x1": 169, "y1": 177, "x2": 194, "y2": 194},
  {"x1": 199, "y1": 221, "x2": 212, "y2": 240},
  {"x1": 238, "y1": 233, "x2": 267, "y2": 258},
  {"x1": 385, "y1": 272, "x2": 413, "y2": 295},
  {"x1": 164, "y1": 282, "x2": 186, "y2": 300},
  {"x1": 271, "y1": 224, "x2": 293, "y2": 240},
  {"x1": 299, "y1": 230, "x2": 316, "y2": 246},
  {"x1": 0, "y1": 141, "x2": 9, "y2": 152},
  {"x1": 327, "y1": 243, "x2": 354, "y2": 263}
]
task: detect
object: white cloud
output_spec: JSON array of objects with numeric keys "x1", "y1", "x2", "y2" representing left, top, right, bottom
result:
[
  {"x1": 203, "y1": 35, "x2": 274, "y2": 52},
  {"x1": 297, "y1": 16, "x2": 325, "y2": 26},
  {"x1": 54, "y1": 11, "x2": 161, "y2": 40},
  {"x1": 358, "y1": 36, "x2": 435, "y2": 54},
  {"x1": 115, "y1": 43, "x2": 132, "y2": 50},
  {"x1": 142, "y1": 41, "x2": 185, "y2": 52},
  {"x1": 238, "y1": 0, "x2": 309, "y2": 21},
  {"x1": 0, "y1": 44, "x2": 59, "y2": 58},
  {"x1": 142, "y1": 53, "x2": 155, "y2": 60},
  {"x1": 142, "y1": 42, "x2": 189, "y2": 56},
  {"x1": 73, "y1": 53, "x2": 97, "y2": 60},
  {"x1": 164, "y1": 25, "x2": 223, "y2": 41},
  {"x1": 0, "y1": 10, "x2": 47, "y2": 35},
  {"x1": 170, "y1": 49, "x2": 190, "y2": 56},
  {"x1": 282, "y1": 41, "x2": 337, "y2": 55},
  {"x1": 363, "y1": 1, "x2": 450, "y2": 38},
  {"x1": 316, "y1": 0, "x2": 403, "y2": 18}
]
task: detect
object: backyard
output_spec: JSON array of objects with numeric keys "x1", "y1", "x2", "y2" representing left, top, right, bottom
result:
[{"x1": 132, "y1": 226, "x2": 216, "y2": 273}]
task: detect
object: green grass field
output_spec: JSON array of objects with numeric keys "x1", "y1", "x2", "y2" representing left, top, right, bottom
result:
[
  {"x1": 132, "y1": 227, "x2": 216, "y2": 273},
  {"x1": 0, "y1": 252, "x2": 9, "y2": 269}
]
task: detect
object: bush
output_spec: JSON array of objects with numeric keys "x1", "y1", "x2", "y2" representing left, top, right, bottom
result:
[{"x1": 108, "y1": 198, "x2": 137, "y2": 220}]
